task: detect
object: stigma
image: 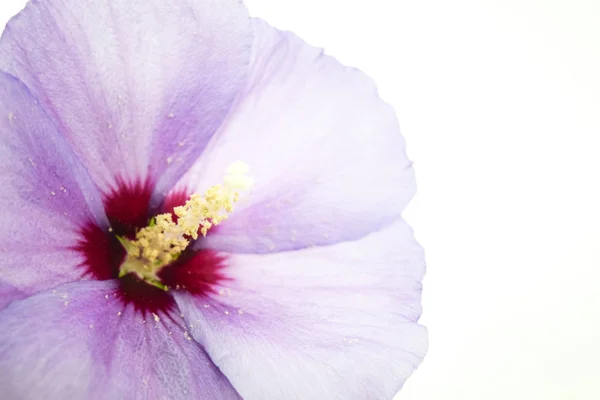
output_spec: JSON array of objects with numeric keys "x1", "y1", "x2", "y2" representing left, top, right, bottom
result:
[{"x1": 118, "y1": 161, "x2": 253, "y2": 289}]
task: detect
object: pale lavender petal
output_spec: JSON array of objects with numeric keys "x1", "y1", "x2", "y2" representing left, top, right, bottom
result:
[
  {"x1": 0, "y1": 280, "x2": 26, "y2": 311},
  {"x1": 0, "y1": 280, "x2": 241, "y2": 400},
  {"x1": 0, "y1": 71, "x2": 107, "y2": 307},
  {"x1": 175, "y1": 219, "x2": 428, "y2": 400},
  {"x1": 0, "y1": 0, "x2": 252, "y2": 196},
  {"x1": 178, "y1": 19, "x2": 415, "y2": 254}
]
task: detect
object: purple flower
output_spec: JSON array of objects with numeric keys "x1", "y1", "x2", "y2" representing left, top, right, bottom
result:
[{"x1": 0, "y1": 1, "x2": 427, "y2": 399}]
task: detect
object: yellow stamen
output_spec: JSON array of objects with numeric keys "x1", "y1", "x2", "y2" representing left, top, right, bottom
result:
[{"x1": 118, "y1": 162, "x2": 252, "y2": 288}]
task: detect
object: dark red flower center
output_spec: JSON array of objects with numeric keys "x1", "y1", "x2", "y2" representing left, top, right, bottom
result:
[{"x1": 72, "y1": 179, "x2": 227, "y2": 314}]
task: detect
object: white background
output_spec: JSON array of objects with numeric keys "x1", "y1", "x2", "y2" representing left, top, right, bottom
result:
[{"x1": 2, "y1": 0, "x2": 599, "y2": 399}]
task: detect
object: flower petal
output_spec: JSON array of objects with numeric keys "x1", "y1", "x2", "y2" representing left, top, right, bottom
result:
[
  {"x1": 0, "y1": 71, "x2": 107, "y2": 307},
  {"x1": 0, "y1": 0, "x2": 253, "y2": 196},
  {"x1": 178, "y1": 19, "x2": 415, "y2": 254},
  {"x1": 0, "y1": 279, "x2": 26, "y2": 311},
  {"x1": 0, "y1": 280, "x2": 241, "y2": 400},
  {"x1": 175, "y1": 219, "x2": 427, "y2": 400}
]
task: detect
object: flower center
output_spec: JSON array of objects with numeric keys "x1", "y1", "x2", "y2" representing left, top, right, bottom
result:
[
  {"x1": 118, "y1": 162, "x2": 253, "y2": 289},
  {"x1": 71, "y1": 162, "x2": 252, "y2": 314}
]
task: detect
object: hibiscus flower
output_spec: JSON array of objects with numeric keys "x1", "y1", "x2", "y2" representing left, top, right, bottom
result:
[{"x1": 0, "y1": 0, "x2": 427, "y2": 399}]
